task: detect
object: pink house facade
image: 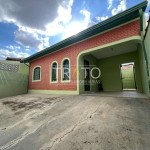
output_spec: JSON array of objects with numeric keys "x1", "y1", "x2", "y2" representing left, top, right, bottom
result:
[{"x1": 21, "y1": 1, "x2": 150, "y2": 97}]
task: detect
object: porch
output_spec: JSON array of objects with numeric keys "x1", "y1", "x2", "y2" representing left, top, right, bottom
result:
[{"x1": 77, "y1": 37, "x2": 150, "y2": 97}]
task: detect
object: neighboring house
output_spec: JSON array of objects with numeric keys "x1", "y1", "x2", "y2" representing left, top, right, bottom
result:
[
  {"x1": 21, "y1": 1, "x2": 150, "y2": 97},
  {"x1": 6, "y1": 57, "x2": 22, "y2": 61},
  {"x1": 0, "y1": 58, "x2": 29, "y2": 98}
]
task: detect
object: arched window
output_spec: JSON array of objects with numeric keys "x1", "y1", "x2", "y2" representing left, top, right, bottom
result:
[
  {"x1": 33, "y1": 66, "x2": 41, "y2": 81},
  {"x1": 62, "y1": 59, "x2": 70, "y2": 81},
  {"x1": 51, "y1": 62, "x2": 58, "y2": 82}
]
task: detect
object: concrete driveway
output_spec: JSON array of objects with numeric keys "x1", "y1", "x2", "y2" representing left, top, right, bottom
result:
[{"x1": 0, "y1": 93, "x2": 150, "y2": 150}]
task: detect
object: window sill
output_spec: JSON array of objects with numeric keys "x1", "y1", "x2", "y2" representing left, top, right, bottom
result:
[
  {"x1": 61, "y1": 80, "x2": 71, "y2": 83},
  {"x1": 32, "y1": 80, "x2": 41, "y2": 82},
  {"x1": 50, "y1": 81, "x2": 58, "y2": 84}
]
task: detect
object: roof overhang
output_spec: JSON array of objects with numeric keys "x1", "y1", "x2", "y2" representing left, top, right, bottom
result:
[{"x1": 21, "y1": 1, "x2": 148, "y2": 63}]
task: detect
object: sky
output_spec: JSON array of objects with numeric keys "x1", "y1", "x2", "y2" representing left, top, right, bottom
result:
[{"x1": 0, "y1": 0, "x2": 150, "y2": 60}]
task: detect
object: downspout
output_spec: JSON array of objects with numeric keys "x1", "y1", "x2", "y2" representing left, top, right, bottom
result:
[
  {"x1": 23, "y1": 61, "x2": 30, "y2": 94},
  {"x1": 24, "y1": 63, "x2": 29, "y2": 67},
  {"x1": 139, "y1": 9, "x2": 150, "y2": 93}
]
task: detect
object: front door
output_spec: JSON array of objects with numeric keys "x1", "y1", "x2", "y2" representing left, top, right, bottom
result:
[{"x1": 84, "y1": 60, "x2": 90, "y2": 91}]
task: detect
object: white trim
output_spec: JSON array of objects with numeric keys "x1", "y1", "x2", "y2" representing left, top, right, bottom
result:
[
  {"x1": 61, "y1": 57, "x2": 71, "y2": 83},
  {"x1": 50, "y1": 61, "x2": 58, "y2": 83},
  {"x1": 32, "y1": 66, "x2": 41, "y2": 82}
]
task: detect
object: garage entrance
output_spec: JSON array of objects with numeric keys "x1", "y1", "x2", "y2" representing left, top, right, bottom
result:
[
  {"x1": 78, "y1": 38, "x2": 147, "y2": 95},
  {"x1": 120, "y1": 62, "x2": 137, "y2": 90}
]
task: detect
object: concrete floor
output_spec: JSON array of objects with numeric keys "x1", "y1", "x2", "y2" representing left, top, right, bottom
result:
[
  {"x1": 0, "y1": 93, "x2": 150, "y2": 150},
  {"x1": 82, "y1": 91, "x2": 149, "y2": 99}
]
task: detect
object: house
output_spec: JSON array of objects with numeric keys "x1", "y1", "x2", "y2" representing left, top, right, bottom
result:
[{"x1": 21, "y1": 1, "x2": 150, "y2": 97}]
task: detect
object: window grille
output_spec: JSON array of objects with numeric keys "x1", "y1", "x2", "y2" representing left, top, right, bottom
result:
[
  {"x1": 51, "y1": 62, "x2": 57, "y2": 81},
  {"x1": 63, "y1": 59, "x2": 70, "y2": 80},
  {"x1": 33, "y1": 67, "x2": 40, "y2": 80}
]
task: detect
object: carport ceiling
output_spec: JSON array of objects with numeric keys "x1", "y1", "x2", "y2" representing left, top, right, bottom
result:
[{"x1": 92, "y1": 42, "x2": 138, "y2": 59}]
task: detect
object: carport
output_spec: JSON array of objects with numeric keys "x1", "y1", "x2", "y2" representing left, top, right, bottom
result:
[{"x1": 77, "y1": 36, "x2": 149, "y2": 97}]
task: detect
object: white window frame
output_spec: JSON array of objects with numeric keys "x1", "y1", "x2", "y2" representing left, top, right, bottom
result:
[
  {"x1": 61, "y1": 57, "x2": 71, "y2": 83},
  {"x1": 50, "y1": 61, "x2": 58, "y2": 83}
]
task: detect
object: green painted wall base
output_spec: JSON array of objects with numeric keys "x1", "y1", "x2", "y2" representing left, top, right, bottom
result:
[
  {"x1": 0, "y1": 85, "x2": 28, "y2": 98},
  {"x1": 28, "y1": 90, "x2": 79, "y2": 95}
]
